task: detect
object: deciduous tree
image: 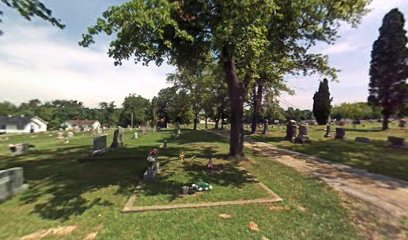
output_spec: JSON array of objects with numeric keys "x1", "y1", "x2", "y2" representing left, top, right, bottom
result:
[{"x1": 80, "y1": 0, "x2": 370, "y2": 158}]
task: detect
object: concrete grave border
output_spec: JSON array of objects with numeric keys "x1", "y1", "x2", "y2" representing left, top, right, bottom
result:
[{"x1": 122, "y1": 167, "x2": 282, "y2": 213}]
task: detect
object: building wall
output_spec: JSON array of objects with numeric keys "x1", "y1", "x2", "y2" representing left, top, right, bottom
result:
[{"x1": 1, "y1": 119, "x2": 47, "y2": 134}]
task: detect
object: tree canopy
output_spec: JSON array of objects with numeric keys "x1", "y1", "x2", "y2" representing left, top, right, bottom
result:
[
  {"x1": 313, "y1": 78, "x2": 333, "y2": 125},
  {"x1": 0, "y1": 0, "x2": 64, "y2": 34},
  {"x1": 81, "y1": 0, "x2": 370, "y2": 157},
  {"x1": 368, "y1": 8, "x2": 408, "y2": 130}
]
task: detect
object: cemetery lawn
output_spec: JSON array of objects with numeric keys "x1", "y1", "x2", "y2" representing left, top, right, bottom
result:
[
  {"x1": 0, "y1": 130, "x2": 360, "y2": 239},
  {"x1": 251, "y1": 122, "x2": 408, "y2": 181}
]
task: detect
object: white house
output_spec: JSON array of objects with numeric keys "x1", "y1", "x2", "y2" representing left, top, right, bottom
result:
[
  {"x1": 0, "y1": 116, "x2": 48, "y2": 134},
  {"x1": 62, "y1": 120, "x2": 101, "y2": 131}
]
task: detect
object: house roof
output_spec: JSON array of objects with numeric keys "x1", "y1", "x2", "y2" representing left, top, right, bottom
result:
[
  {"x1": 67, "y1": 120, "x2": 99, "y2": 125},
  {"x1": 0, "y1": 116, "x2": 32, "y2": 129}
]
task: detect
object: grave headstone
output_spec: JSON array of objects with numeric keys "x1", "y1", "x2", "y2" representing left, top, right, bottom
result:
[
  {"x1": 118, "y1": 131, "x2": 124, "y2": 147},
  {"x1": 9, "y1": 143, "x2": 29, "y2": 156},
  {"x1": 324, "y1": 125, "x2": 331, "y2": 138},
  {"x1": 134, "y1": 132, "x2": 138, "y2": 139},
  {"x1": 295, "y1": 124, "x2": 311, "y2": 143},
  {"x1": 399, "y1": 119, "x2": 406, "y2": 128},
  {"x1": 175, "y1": 121, "x2": 181, "y2": 136},
  {"x1": 93, "y1": 135, "x2": 107, "y2": 150},
  {"x1": 355, "y1": 137, "x2": 370, "y2": 143},
  {"x1": 110, "y1": 128, "x2": 120, "y2": 149},
  {"x1": 0, "y1": 167, "x2": 28, "y2": 202},
  {"x1": 263, "y1": 119, "x2": 269, "y2": 134},
  {"x1": 143, "y1": 155, "x2": 159, "y2": 181},
  {"x1": 335, "y1": 128, "x2": 346, "y2": 140},
  {"x1": 388, "y1": 136, "x2": 405, "y2": 147},
  {"x1": 67, "y1": 132, "x2": 74, "y2": 138},
  {"x1": 56, "y1": 132, "x2": 64, "y2": 140},
  {"x1": 285, "y1": 120, "x2": 297, "y2": 141}
]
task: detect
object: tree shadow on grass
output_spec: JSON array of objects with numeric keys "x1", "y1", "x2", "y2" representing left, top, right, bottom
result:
[
  {"x1": 135, "y1": 146, "x2": 256, "y2": 203},
  {"x1": 284, "y1": 139, "x2": 408, "y2": 182},
  {"x1": 161, "y1": 129, "x2": 228, "y2": 145},
  {"x1": 0, "y1": 145, "x2": 155, "y2": 221},
  {"x1": 250, "y1": 135, "x2": 286, "y2": 143}
]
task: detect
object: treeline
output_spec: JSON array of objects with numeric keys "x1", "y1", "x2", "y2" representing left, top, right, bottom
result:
[{"x1": 0, "y1": 96, "x2": 152, "y2": 130}]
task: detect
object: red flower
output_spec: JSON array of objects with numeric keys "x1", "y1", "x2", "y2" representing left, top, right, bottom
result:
[{"x1": 150, "y1": 149, "x2": 158, "y2": 155}]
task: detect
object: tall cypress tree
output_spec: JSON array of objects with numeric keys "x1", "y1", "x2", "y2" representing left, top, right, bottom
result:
[
  {"x1": 368, "y1": 8, "x2": 408, "y2": 130},
  {"x1": 313, "y1": 78, "x2": 333, "y2": 125}
]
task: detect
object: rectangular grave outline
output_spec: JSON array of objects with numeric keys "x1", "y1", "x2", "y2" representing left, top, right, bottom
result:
[{"x1": 122, "y1": 169, "x2": 282, "y2": 213}]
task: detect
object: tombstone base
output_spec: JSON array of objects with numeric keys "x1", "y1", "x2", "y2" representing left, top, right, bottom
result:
[
  {"x1": 143, "y1": 170, "x2": 157, "y2": 181},
  {"x1": 295, "y1": 136, "x2": 311, "y2": 144},
  {"x1": 388, "y1": 136, "x2": 405, "y2": 148},
  {"x1": 355, "y1": 137, "x2": 370, "y2": 143}
]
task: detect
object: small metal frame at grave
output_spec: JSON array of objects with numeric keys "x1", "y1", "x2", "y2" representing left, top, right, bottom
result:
[{"x1": 163, "y1": 140, "x2": 167, "y2": 149}]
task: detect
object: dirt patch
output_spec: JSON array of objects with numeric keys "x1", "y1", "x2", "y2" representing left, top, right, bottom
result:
[
  {"x1": 21, "y1": 225, "x2": 77, "y2": 240},
  {"x1": 83, "y1": 225, "x2": 103, "y2": 240},
  {"x1": 246, "y1": 141, "x2": 408, "y2": 239}
]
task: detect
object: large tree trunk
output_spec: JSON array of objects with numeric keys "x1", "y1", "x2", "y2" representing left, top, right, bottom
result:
[
  {"x1": 223, "y1": 46, "x2": 245, "y2": 158},
  {"x1": 382, "y1": 113, "x2": 389, "y2": 130},
  {"x1": 250, "y1": 86, "x2": 258, "y2": 134},
  {"x1": 221, "y1": 110, "x2": 225, "y2": 130},
  {"x1": 193, "y1": 113, "x2": 198, "y2": 130},
  {"x1": 250, "y1": 82, "x2": 263, "y2": 134}
]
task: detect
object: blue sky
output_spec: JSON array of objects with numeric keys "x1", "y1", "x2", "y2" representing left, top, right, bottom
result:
[{"x1": 0, "y1": 0, "x2": 407, "y2": 109}]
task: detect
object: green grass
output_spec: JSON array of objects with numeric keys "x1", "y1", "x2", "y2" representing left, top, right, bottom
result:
[
  {"x1": 250, "y1": 122, "x2": 408, "y2": 180},
  {"x1": 0, "y1": 129, "x2": 360, "y2": 239}
]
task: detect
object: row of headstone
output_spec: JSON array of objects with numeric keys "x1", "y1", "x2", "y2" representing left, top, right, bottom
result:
[
  {"x1": 0, "y1": 167, "x2": 28, "y2": 202},
  {"x1": 90, "y1": 127, "x2": 124, "y2": 156},
  {"x1": 286, "y1": 122, "x2": 348, "y2": 142}
]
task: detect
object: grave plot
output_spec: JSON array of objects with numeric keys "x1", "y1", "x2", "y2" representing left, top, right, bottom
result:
[{"x1": 122, "y1": 143, "x2": 281, "y2": 213}]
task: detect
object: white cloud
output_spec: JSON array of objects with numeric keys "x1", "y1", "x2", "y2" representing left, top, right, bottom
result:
[
  {"x1": 0, "y1": 25, "x2": 175, "y2": 108},
  {"x1": 321, "y1": 42, "x2": 361, "y2": 55}
]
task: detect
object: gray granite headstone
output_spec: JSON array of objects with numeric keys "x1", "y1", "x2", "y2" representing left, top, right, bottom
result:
[
  {"x1": 324, "y1": 125, "x2": 331, "y2": 138},
  {"x1": 0, "y1": 167, "x2": 28, "y2": 202},
  {"x1": 110, "y1": 128, "x2": 120, "y2": 149},
  {"x1": 388, "y1": 136, "x2": 405, "y2": 147},
  {"x1": 263, "y1": 119, "x2": 269, "y2": 134},
  {"x1": 175, "y1": 121, "x2": 181, "y2": 136},
  {"x1": 285, "y1": 120, "x2": 297, "y2": 141},
  {"x1": 93, "y1": 136, "x2": 107, "y2": 150},
  {"x1": 118, "y1": 132, "x2": 124, "y2": 147},
  {"x1": 335, "y1": 128, "x2": 346, "y2": 140},
  {"x1": 295, "y1": 124, "x2": 311, "y2": 143}
]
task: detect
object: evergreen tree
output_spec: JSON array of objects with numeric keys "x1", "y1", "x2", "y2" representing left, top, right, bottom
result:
[
  {"x1": 313, "y1": 79, "x2": 332, "y2": 125},
  {"x1": 368, "y1": 8, "x2": 408, "y2": 130}
]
